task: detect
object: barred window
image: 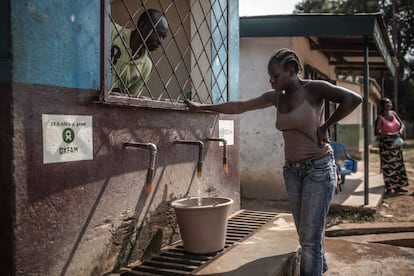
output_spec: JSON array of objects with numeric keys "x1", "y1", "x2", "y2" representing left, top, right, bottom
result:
[{"x1": 101, "y1": 0, "x2": 230, "y2": 109}]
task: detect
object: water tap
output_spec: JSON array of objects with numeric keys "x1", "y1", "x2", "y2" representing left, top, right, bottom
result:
[
  {"x1": 123, "y1": 142, "x2": 157, "y2": 194},
  {"x1": 173, "y1": 139, "x2": 204, "y2": 178},
  {"x1": 206, "y1": 137, "x2": 228, "y2": 174}
]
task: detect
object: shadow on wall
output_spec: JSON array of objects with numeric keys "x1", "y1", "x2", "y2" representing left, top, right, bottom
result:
[
  {"x1": 17, "y1": 86, "x2": 233, "y2": 275},
  {"x1": 102, "y1": 176, "x2": 180, "y2": 273},
  {"x1": 59, "y1": 158, "x2": 194, "y2": 275}
]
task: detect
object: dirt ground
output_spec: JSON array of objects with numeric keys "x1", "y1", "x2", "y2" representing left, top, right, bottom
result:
[
  {"x1": 375, "y1": 139, "x2": 414, "y2": 223},
  {"x1": 329, "y1": 139, "x2": 414, "y2": 223}
]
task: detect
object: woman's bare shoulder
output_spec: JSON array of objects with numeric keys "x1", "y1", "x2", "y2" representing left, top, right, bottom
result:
[
  {"x1": 307, "y1": 79, "x2": 332, "y2": 90},
  {"x1": 304, "y1": 80, "x2": 326, "y2": 105}
]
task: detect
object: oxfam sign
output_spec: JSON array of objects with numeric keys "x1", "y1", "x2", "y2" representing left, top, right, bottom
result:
[{"x1": 42, "y1": 114, "x2": 93, "y2": 164}]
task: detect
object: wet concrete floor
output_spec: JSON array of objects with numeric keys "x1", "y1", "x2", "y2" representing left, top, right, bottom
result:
[{"x1": 197, "y1": 167, "x2": 414, "y2": 275}]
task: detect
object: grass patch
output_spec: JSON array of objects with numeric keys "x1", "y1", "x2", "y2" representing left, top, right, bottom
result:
[
  {"x1": 327, "y1": 210, "x2": 375, "y2": 226},
  {"x1": 369, "y1": 151, "x2": 380, "y2": 163}
]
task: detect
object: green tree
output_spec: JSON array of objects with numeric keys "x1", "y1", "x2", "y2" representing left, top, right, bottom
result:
[
  {"x1": 295, "y1": 0, "x2": 380, "y2": 13},
  {"x1": 295, "y1": 0, "x2": 414, "y2": 125}
]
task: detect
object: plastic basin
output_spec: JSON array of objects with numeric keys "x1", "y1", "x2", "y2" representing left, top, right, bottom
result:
[{"x1": 171, "y1": 197, "x2": 233, "y2": 254}]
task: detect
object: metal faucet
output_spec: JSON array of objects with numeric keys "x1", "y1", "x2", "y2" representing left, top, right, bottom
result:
[
  {"x1": 173, "y1": 139, "x2": 204, "y2": 178},
  {"x1": 206, "y1": 137, "x2": 228, "y2": 174},
  {"x1": 123, "y1": 142, "x2": 157, "y2": 194}
]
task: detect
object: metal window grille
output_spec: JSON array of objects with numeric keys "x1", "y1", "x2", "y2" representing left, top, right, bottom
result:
[{"x1": 100, "y1": 0, "x2": 229, "y2": 110}]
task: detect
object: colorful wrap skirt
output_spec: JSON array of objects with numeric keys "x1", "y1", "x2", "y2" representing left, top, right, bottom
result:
[{"x1": 379, "y1": 136, "x2": 409, "y2": 191}]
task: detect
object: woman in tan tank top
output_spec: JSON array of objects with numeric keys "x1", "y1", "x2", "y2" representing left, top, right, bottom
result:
[{"x1": 186, "y1": 48, "x2": 361, "y2": 275}]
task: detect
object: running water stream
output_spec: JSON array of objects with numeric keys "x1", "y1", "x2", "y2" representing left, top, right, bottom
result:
[{"x1": 196, "y1": 176, "x2": 202, "y2": 206}]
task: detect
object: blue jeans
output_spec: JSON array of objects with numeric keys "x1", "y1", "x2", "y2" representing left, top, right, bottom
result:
[{"x1": 283, "y1": 154, "x2": 337, "y2": 276}]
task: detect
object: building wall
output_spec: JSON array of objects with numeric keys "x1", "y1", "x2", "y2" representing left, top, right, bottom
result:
[
  {"x1": 11, "y1": 0, "x2": 100, "y2": 89},
  {"x1": 291, "y1": 37, "x2": 336, "y2": 80},
  {"x1": 1, "y1": 1, "x2": 240, "y2": 275},
  {"x1": 239, "y1": 37, "x2": 290, "y2": 201}
]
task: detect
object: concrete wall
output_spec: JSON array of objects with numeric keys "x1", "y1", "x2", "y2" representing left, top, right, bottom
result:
[
  {"x1": 11, "y1": 0, "x2": 100, "y2": 89},
  {"x1": 0, "y1": 1, "x2": 240, "y2": 275},
  {"x1": 239, "y1": 37, "x2": 290, "y2": 201},
  {"x1": 292, "y1": 37, "x2": 337, "y2": 80}
]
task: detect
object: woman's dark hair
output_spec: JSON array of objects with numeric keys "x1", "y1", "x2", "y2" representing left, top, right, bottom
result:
[
  {"x1": 268, "y1": 48, "x2": 303, "y2": 73},
  {"x1": 379, "y1": 97, "x2": 392, "y2": 114}
]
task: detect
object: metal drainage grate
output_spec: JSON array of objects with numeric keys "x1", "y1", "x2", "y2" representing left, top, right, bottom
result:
[{"x1": 118, "y1": 210, "x2": 278, "y2": 276}]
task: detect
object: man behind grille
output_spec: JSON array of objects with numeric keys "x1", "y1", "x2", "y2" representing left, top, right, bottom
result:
[{"x1": 111, "y1": 9, "x2": 168, "y2": 96}]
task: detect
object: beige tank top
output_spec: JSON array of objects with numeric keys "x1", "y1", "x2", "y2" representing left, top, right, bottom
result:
[{"x1": 276, "y1": 96, "x2": 332, "y2": 161}]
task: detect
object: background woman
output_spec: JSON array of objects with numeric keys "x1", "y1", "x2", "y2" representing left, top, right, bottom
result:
[
  {"x1": 375, "y1": 97, "x2": 409, "y2": 194},
  {"x1": 186, "y1": 48, "x2": 361, "y2": 275}
]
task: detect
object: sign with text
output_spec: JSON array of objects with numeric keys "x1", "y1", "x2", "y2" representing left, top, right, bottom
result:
[
  {"x1": 42, "y1": 114, "x2": 93, "y2": 164},
  {"x1": 219, "y1": 120, "x2": 234, "y2": 146}
]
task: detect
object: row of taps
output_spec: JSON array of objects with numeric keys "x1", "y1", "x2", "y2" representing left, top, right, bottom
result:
[{"x1": 123, "y1": 137, "x2": 228, "y2": 194}]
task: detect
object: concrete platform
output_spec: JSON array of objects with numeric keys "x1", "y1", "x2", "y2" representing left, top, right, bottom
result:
[
  {"x1": 197, "y1": 166, "x2": 414, "y2": 275},
  {"x1": 195, "y1": 213, "x2": 299, "y2": 276},
  {"x1": 330, "y1": 167, "x2": 384, "y2": 213},
  {"x1": 325, "y1": 221, "x2": 414, "y2": 251},
  {"x1": 195, "y1": 214, "x2": 414, "y2": 276},
  {"x1": 325, "y1": 237, "x2": 414, "y2": 275}
]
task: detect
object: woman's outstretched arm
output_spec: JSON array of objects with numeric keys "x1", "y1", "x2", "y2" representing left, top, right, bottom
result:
[{"x1": 186, "y1": 90, "x2": 277, "y2": 114}]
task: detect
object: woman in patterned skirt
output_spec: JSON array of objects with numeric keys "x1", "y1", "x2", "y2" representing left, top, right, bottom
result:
[{"x1": 375, "y1": 97, "x2": 409, "y2": 194}]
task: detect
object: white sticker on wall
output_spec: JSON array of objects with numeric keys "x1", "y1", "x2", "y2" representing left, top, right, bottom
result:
[
  {"x1": 42, "y1": 114, "x2": 93, "y2": 164},
  {"x1": 219, "y1": 120, "x2": 234, "y2": 146}
]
